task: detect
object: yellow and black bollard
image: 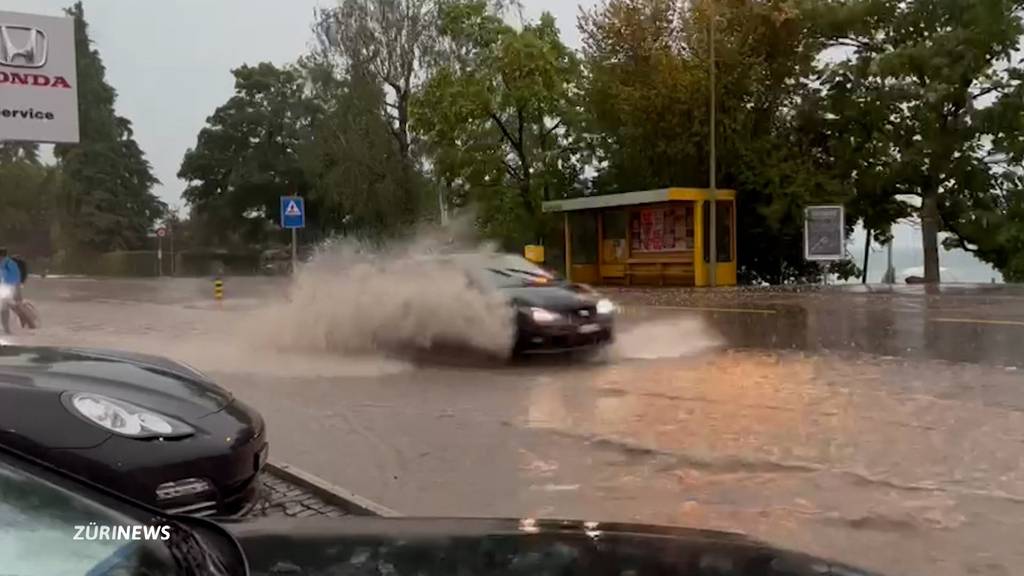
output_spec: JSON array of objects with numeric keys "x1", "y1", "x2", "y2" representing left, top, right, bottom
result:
[{"x1": 214, "y1": 278, "x2": 224, "y2": 303}]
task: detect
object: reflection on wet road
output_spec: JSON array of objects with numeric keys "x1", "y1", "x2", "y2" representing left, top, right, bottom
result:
[
  {"x1": 522, "y1": 352, "x2": 1024, "y2": 576},
  {"x1": 610, "y1": 285, "x2": 1024, "y2": 368},
  {"x1": 13, "y1": 278, "x2": 1024, "y2": 576}
]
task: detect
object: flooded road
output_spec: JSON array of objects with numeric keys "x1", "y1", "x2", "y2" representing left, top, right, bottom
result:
[{"x1": 10, "y1": 277, "x2": 1024, "y2": 576}]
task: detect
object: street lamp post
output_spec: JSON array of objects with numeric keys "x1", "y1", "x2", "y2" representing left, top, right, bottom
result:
[{"x1": 708, "y1": 0, "x2": 718, "y2": 287}]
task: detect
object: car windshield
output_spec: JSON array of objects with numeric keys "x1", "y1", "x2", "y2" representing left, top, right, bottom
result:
[
  {"x1": 3, "y1": 1, "x2": 1022, "y2": 575},
  {"x1": 468, "y1": 256, "x2": 558, "y2": 288},
  {"x1": 0, "y1": 458, "x2": 175, "y2": 576}
]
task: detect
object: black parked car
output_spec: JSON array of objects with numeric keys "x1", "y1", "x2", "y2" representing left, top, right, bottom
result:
[
  {"x1": 0, "y1": 441, "x2": 882, "y2": 576},
  {"x1": 444, "y1": 254, "x2": 618, "y2": 354},
  {"x1": 0, "y1": 346, "x2": 267, "y2": 516}
]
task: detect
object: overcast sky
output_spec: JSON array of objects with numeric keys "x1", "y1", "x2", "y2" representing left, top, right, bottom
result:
[{"x1": 7, "y1": 0, "x2": 594, "y2": 211}]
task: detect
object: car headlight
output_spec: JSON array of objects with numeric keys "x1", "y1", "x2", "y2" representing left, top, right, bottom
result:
[
  {"x1": 530, "y1": 307, "x2": 563, "y2": 323},
  {"x1": 596, "y1": 298, "x2": 617, "y2": 315},
  {"x1": 63, "y1": 392, "x2": 194, "y2": 439}
]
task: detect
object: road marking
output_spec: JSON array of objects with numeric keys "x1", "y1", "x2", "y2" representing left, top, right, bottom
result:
[{"x1": 931, "y1": 317, "x2": 1024, "y2": 327}]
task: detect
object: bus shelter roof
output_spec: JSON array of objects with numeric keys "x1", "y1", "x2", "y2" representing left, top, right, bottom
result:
[{"x1": 542, "y1": 187, "x2": 736, "y2": 213}]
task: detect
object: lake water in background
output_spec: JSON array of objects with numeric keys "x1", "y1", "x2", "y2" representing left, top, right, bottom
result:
[{"x1": 847, "y1": 225, "x2": 1004, "y2": 284}]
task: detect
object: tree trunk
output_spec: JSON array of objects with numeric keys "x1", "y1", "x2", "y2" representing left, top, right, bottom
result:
[
  {"x1": 519, "y1": 170, "x2": 532, "y2": 215},
  {"x1": 396, "y1": 90, "x2": 411, "y2": 161},
  {"x1": 862, "y1": 228, "x2": 870, "y2": 284},
  {"x1": 921, "y1": 191, "x2": 941, "y2": 283}
]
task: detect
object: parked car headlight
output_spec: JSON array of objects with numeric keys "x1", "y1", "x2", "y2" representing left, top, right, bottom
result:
[
  {"x1": 596, "y1": 298, "x2": 617, "y2": 315},
  {"x1": 63, "y1": 392, "x2": 194, "y2": 438},
  {"x1": 530, "y1": 307, "x2": 563, "y2": 323}
]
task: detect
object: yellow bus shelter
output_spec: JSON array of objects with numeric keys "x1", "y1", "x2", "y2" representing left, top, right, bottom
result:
[{"x1": 541, "y1": 187, "x2": 737, "y2": 287}]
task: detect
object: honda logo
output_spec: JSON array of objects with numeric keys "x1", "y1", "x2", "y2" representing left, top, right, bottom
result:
[{"x1": 0, "y1": 25, "x2": 47, "y2": 68}]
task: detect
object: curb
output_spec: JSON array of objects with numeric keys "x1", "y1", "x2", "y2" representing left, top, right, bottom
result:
[{"x1": 266, "y1": 460, "x2": 401, "y2": 517}]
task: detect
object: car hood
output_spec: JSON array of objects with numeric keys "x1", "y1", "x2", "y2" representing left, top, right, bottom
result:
[
  {"x1": 501, "y1": 284, "x2": 602, "y2": 311},
  {"x1": 0, "y1": 346, "x2": 232, "y2": 420},
  {"x1": 224, "y1": 516, "x2": 880, "y2": 576}
]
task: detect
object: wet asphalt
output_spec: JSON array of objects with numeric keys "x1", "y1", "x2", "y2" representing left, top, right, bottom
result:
[{"x1": 10, "y1": 276, "x2": 1024, "y2": 576}]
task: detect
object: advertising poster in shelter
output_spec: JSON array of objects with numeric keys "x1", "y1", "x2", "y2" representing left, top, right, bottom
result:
[{"x1": 630, "y1": 207, "x2": 692, "y2": 252}]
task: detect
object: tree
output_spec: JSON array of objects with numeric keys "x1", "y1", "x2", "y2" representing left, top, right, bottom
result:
[
  {"x1": 414, "y1": 1, "x2": 584, "y2": 246},
  {"x1": 580, "y1": 0, "x2": 846, "y2": 283},
  {"x1": 0, "y1": 143, "x2": 40, "y2": 165},
  {"x1": 815, "y1": 0, "x2": 1024, "y2": 283},
  {"x1": 298, "y1": 55, "x2": 419, "y2": 240},
  {"x1": 179, "y1": 63, "x2": 315, "y2": 246},
  {"x1": 313, "y1": 0, "x2": 439, "y2": 221},
  {"x1": 53, "y1": 2, "x2": 165, "y2": 252},
  {"x1": 0, "y1": 144, "x2": 58, "y2": 258},
  {"x1": 940, "y1": 167, "x2": 1024, "y2": 282},
  {"x1": 180, "y1": 58, "x2": 424, "y2": 244},
  {"x1": 817, "y1": 51, "x2": 915, "y2": 282}
]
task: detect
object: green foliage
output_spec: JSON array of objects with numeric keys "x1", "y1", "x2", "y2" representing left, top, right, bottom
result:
[
  {"x1": 53, "y1": 2, "x2": 165, "y2": 252},
  {"x1": 0, "y1": 144, "x2": 58, "y2": 257},
  {"x1": 179, "y1": 63, "x2": 314, "y2": 246},
  {"x1": 413, "y1": 2, "x2": 584, "y2": 245},
  {"x1": 313, "y1": 0, "x2": 439, "y2": 220},
  {"x1": 180, "y1": 58, "x2": 426, "y2": 244},
  {"x1": 814, "y1": 0, "x2": 1024, "y2": 282},
  {"x1": 580, "y1": 0, "x2": 843, "y2": 283},
  {"x1": 943, "y1": 177, "x2": 1024, "y2": 282},
  {"x1": 300, "y1": 57, "x2": 421, "y2": 239},
  {"x1": 174, "y1": 0, "x2": 1024, "y2": 284}
]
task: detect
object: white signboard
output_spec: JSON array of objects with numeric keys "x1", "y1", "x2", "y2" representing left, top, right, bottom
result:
[
  {"x1": 0, "y1": 10, "x2": 79, "y2": 143},
  {"x1": 804, "y1": 205, "x2": 845, "y2": 261}
]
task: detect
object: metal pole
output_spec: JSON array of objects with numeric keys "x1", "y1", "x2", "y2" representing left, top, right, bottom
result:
[
  {"x1": 563, "y1": 212, "x2": 572, "y2": 282},
  {"x1": 157, "y1": 236, "x2": 162, "y2": 277},
  {"x1": 439, "y1": 185, "x2": 448, "y2": 226},
  {"x1": 291, "y1": 228, "x2": 298, "y2": 276},
  {"x1": 169, "y1": 227, "x2": 175, "y2": 277},
  {"x1": 707, "y1": 0, "x2": 718, "y2": 287},
  {"x1": 885, "y1": 239, "x2": 895, "y2": 284}
]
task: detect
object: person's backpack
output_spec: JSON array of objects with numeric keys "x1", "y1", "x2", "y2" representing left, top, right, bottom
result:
[{"x1": 12, "y1": 257, "x2": 27, "y2": 285}]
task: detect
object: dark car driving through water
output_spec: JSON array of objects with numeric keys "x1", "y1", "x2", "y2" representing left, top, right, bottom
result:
[
  {"x1": 0, "y1": 346, "x2": 267, "y2": 517},
  {"x1": 440, "y1": 253, "x2": 617, "y2": 355}
]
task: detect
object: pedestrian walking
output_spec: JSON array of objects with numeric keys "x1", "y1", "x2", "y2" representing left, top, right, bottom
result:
[{"x1": 0, "y1": 247, "x2": 23, "y2": 334}]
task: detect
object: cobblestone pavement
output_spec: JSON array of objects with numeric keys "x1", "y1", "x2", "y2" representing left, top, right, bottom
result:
[{"x1": 243, "y1": 472, "x2": 352, "y2": 518}]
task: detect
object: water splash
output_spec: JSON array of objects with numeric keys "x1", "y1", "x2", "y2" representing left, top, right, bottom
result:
[
  {"x1": 611, "y1": 317, "x2": 722, "y2": 360},
  {"x1": 245, "y1": 230, "x2": 516, "y2": 360}
]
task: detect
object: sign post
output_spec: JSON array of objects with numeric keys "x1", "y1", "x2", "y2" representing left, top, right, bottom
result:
[
  {"x1": 280, "y1": 196, "x2": 305, "y2": 275},
  {"x1": 155, "y1": 227, "x2": 167, "y2": 277},
  {"x1": 804, "y1": 205, "x2": 845, "y2": 284},
  {"x1": 0, "y1": 10, "x2": 80, "y2": 144},
  {"x1": 169, "y1": 224, "x2": 175, "y2": 276}
]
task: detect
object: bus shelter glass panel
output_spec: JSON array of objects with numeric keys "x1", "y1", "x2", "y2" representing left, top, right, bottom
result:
[
  {"x1": 601, "y1": 210, "x2": 627, "y2": 263},
  {"x1": 702, "y1": 200, "x2": 733, "y2": 263},
  {"x1": 569, "y1": 212, "x2": 598, "y2": 265},
  {"x1": 542, "y1": 220, "x2": 566, "y2": 277}
]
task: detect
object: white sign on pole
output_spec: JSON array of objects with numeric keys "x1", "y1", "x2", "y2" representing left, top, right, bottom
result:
[
  {"x1": 0, "y1": 10, "x2": 79, "y2": 143},
  {"x1": 804, "y1": 205, "x2": 845, "y2": 261}
]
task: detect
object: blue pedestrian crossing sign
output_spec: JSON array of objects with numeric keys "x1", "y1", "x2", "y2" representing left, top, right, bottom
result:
[{"x1": 280, "y1": 196, "x2": 305, "y2": 229}]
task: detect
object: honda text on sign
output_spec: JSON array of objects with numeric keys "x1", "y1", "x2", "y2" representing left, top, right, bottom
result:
[{"x1": 0, "y1": 10, "x2": 79, "y2": 143}]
